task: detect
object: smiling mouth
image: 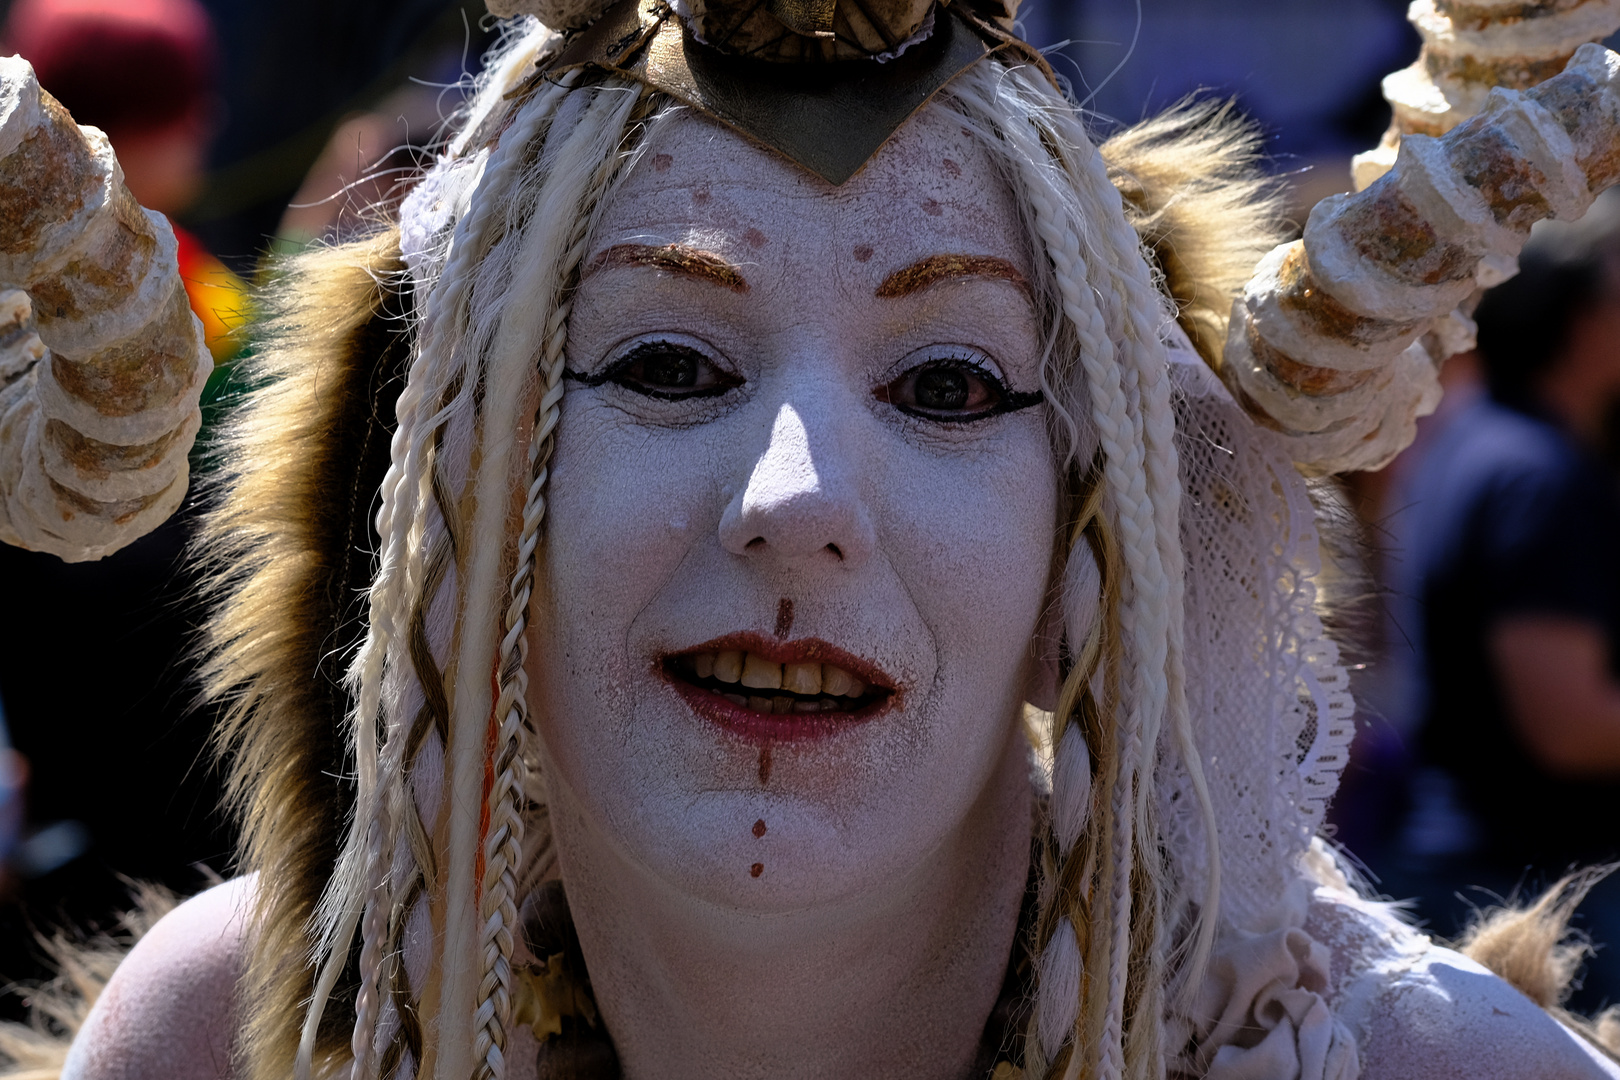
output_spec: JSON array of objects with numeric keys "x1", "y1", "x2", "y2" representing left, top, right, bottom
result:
[{"x1": 662, "y1": 637, "x2": 895, "y2": 739}]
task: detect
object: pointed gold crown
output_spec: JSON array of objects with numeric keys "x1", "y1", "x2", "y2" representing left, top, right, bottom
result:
[{"x1": 487, "y1": 0, "x2": 1044, "y2": 183}]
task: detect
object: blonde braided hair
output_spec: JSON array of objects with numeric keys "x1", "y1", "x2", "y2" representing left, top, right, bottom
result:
[
  {"x1": 327, "y1": 64, "x2": 583, "y2": 1080},
  {"x1": 471, "y1": 83, "x2": 654, "y2": 1080},
  {"x1": 300, "y1": 70, "x2": 654, "y2": 1080},
  {"x1": 948, "y1": 62, "x2": 1221, "y2": 1079}
]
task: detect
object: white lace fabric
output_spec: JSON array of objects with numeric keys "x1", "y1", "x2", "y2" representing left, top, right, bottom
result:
[
  {"x1": 1154, "y1": 337, "x2": 1364, "y2": 1077},
  {"x1": 1160, "y1": 341, "x2": 1356, "y2": 933}
]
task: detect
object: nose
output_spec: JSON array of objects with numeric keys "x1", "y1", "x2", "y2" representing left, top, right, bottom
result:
[{"x1": 719, "y1": 401, "x2": 876, "y2": 567}]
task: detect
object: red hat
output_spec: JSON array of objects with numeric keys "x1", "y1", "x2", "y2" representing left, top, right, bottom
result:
[{"x1": 3, "y1": 0, "x2": 218, "y2": 135}]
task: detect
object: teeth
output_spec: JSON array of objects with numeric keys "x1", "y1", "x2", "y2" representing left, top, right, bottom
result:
[
  {"x1": 783, "y1": 662, "x2": 821, "y2": 695},
  {"x1": 724, "y1": 693, "x2": 747, "y2": 706},
  {"x1": 821, "y1": 664, "x2": 855, "y2": 697},
  {"x1": 741, "y1": 652, "x2": 783, "y2": 690},
  {"x1": 686, "y1": 651, "x2": 877, "y2": 703}
]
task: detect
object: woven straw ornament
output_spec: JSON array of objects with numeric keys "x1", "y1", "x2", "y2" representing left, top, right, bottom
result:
[{"x1": 486, "y1": 0, "x2": 1016, "y2": 61}]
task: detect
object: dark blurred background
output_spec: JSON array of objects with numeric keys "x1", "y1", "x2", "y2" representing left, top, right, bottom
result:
[{"x1": 2, "y1": 0, "x2": 1618, "y2": 1024}]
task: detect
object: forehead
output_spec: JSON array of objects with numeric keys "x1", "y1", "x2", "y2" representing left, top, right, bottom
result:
[{"x1": 592, "y1": 103, "x2": 1030, "y2": 272}]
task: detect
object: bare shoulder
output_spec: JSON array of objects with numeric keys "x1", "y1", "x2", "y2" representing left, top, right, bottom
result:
[
  {"x1": 61, "y1": 876, "x2": 255, "y2": 1080},
  {"x1": 1308, "y1": 890, "x2": 1620, "y2": 1080}
]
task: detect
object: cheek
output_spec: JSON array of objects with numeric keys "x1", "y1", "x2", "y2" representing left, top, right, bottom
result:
[
  {"x1": 526, "y1": 402, "x2": 723, "y2": 746},
  {"x1": 879, "y1": 427, "x2": 1058, "y2": 684},
  {"x1": 543, "y1": 399, "x2": 731, "y2": 608}
]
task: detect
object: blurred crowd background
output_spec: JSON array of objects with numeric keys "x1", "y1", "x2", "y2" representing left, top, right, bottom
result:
[{"x1": 2, "y1": 0, "x2": 1619, "y2": 1022}]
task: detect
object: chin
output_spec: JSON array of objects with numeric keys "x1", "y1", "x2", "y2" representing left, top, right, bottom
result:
[
  {"x1": 544, "y1": 683, "x2": 999, "y2": 921},
  {"x1": 635, "y1": 787, "x2": 912, "y2": 918}
]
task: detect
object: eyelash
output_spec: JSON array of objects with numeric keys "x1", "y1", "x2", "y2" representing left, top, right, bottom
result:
[
  {"x1": 875, "y1": 355, "x2": 1044, "y2": 423},
  {"x1": 565, "y1": 340, "x2": 741, "y2": 401},
  {"x1": 565, "y1": 341, "x2": 1044, "y2": 422}
]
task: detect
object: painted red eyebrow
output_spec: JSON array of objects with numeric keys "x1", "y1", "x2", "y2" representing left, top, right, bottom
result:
[
  {"x1": 585, "y1": 243, "x2": 750, "y2": 294},
  {"x1": 874, "y1": 254, "x2": 1029, "y2": 298}
]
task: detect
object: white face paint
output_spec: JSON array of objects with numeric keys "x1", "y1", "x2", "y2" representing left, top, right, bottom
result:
[{"x1": 527, "y1": 106, "x2": 1060, "y2": 915}]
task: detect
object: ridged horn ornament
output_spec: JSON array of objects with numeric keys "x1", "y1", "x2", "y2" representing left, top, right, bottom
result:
[
  {"x1": 1222, "y1": 43, "x2": 1620, "y2": 475},
  {"x1": 0, "y1": 56, "x2": 210, "y2": 561},
  {"x1": 1353, "y1": 0, "x2": 1620, "y2": 190}
]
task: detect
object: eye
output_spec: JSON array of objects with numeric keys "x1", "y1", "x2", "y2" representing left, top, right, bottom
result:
[
  {"x1": 875, "y1": 355, "x2": 1043, "y2": 422},
  {"x1": 567, "y1": 339, "x2": 741, "y2": 401}
]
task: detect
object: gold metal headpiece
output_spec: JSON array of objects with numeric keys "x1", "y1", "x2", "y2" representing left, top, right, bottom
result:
[{"x1": 495, "y1": 0, "x2": 1044, "y2": 184}]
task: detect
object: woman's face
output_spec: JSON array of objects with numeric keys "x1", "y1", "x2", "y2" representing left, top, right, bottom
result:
[{"x1": 528, "y1": 106, "x2": 1059, "y2": 913}]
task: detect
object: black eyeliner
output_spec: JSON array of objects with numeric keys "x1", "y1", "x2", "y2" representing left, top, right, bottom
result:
[
  {"x1": 897, "y1": 389, "x2": 1044, "y2": 423},
  {"x1": 889, "y1": 357, "x2": 1045, "y2": 423},
  {"x1": 563, "y1": 366, "x2": 614, "y2": 387},
  {"x1": 565, "y1": 342, "x2": 740, "y2": 400}
]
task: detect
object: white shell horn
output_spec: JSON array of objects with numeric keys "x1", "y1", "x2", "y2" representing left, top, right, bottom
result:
[{"x1": 0, "y1": 56, "x2": 210, "y2": 561}]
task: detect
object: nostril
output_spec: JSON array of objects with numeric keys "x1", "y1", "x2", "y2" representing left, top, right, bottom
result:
[
  {"x1": 746, "y1": 537, "x2": 767, "y2": 550},
  {"x1": 825, "y1": 543, "x2": 843, "y2": 560}
]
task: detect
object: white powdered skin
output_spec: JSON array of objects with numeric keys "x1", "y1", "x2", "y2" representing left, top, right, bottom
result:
[{"x1": 522, "y1": 108, "x2": 1056, "y2": 1080}]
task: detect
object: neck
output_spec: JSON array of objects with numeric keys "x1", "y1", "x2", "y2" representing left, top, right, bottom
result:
[{"x1": 549, "y1": 727, "x2": 1034, "y2": 1080}]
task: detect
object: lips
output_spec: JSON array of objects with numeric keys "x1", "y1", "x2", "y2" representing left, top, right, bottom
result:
[{"x1": 662, "y1": 633, "x2": 895, "y2": 742}]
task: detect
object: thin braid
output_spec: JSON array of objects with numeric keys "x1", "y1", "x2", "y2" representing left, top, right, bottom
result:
[
  {"x1": 947, "y1": 62, "x2": 1182, "y2": 1079},
  {"x1": 337, "y1": 70, "x2": 584, "y2": 1080},
  {"x1": 1029, "y1": 193, "x2": 1145, "y2": 1080},
  {"x1": 1109, "y1": 346, "x2": 1164, "y2": 971},
  {"x1": 368, "y1": 527, "x2": 454, "y2": 1080},
  {"x1": 1034, "y1": 469, "x2": 1116, "y2": 1077},
  {"x1": 359, "y1": 63, "x2": 581, "y2": 764},
  {"x1": 1072, "y1": 126, "x2": 1185, "y2": 807},
  {"x1": 1101, "y1": 730, "x2": 1138, "y2": 1080},
  {"x1": 1054, "y1": 146, "x2": 1185, "y2": 1080},
  {"x1": 1034, "y1": 61, "x2": 1220, "y2": 1006},
  {"x1": 472, "y1": 84, "x2": 647, "y2": 1080},
  {"x1": 1020, "y1": 152, "x2": 1154, "y2": 1080},
  {"x1": 372, "y1": 66, "x2": 579, "y2": 710},
  {"x1": 352, "y1": 421, "x2": 462, "y2": 1080},
  {"x1": 348, "y1": 790, "x2": 391, "y2": 1077},
  {"x1": 363, "y1": 418, "x2": 459, "y2": 1080}
]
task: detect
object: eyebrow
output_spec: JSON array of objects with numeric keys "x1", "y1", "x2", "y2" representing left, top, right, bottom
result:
[
  {"x1": 875, "y1": 254, "x2": 1029, "y2": 298},
  {"x1": 585, "y1": 243, "x2": 750, "y2": 294}
]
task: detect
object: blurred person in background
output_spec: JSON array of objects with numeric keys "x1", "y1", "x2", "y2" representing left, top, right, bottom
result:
[{"x1": 1387, "y1": 192, "x2": 1620, "y2": 1011}]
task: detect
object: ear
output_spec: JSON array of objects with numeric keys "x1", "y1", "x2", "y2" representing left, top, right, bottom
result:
[
  {"x1": 1025, "y1": 541, "x2": 1102, "y2": 713},
  {"x1": 1024, "y1": 593, "x2": 1062, "y2": 713}
]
